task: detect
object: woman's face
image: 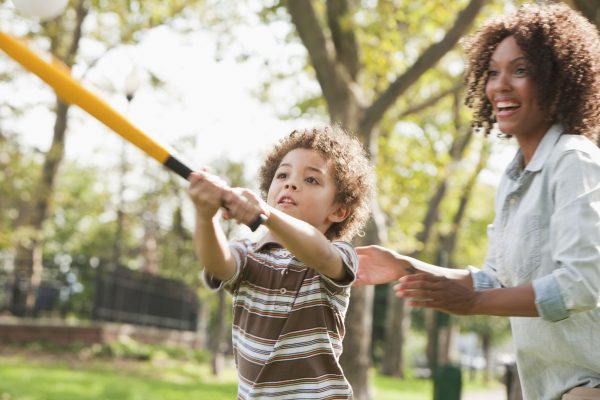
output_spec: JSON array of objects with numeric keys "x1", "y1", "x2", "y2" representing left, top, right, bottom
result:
[{"x1": 485, "y1": 36, "x2": 551, "y2": 140}]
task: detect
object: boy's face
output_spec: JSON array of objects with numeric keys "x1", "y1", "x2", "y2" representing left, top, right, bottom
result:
[{"x1": 267, "y1": 148, "x2": 348, "y2": 234}]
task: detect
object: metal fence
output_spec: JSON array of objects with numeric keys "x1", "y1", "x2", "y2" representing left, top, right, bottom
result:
[{"x1": 92, "y1": 266, "x2": 198, "y2": 331}]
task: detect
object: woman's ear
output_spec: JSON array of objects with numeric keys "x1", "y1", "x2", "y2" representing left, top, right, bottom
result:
[{"x1": 328, "y1": 204, "x2": 350, "y2": 223}]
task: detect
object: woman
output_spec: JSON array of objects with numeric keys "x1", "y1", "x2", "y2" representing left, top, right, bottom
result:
[{"x1": 356, "y1": 4, "x2": 600, "y2": 400}]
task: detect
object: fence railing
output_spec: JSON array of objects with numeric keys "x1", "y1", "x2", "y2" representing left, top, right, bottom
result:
[{"x1": 92, "y1": 265, "x2": 198, "y2": 331}]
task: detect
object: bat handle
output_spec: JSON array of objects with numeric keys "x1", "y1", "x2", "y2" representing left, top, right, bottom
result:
[
  {"x1": 165, "y1": 155, "x2": 193, "y2": 180},
  {"x1": 220, "y1": 205, "x2": 267, "y2": 232},
  {"x1": 248, "y1": 214, "x2": 267, "y2": 232},
  {"x1": 182, "y1": 160, "x2": 267, "y2": 232}
]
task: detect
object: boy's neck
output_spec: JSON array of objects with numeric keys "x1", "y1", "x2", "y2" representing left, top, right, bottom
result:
[{"x1": 256, "y1": 232, "x2": 281, "y2": 248}]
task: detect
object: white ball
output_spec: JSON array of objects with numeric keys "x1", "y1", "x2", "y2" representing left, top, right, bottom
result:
[{"x1": 11, "y1": 0, "x2": 68, "y2": 21}]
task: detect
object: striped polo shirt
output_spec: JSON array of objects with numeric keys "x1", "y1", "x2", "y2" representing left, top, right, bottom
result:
[{"x1": 203, "y1": 238, "x2": 358, "y2": 399}]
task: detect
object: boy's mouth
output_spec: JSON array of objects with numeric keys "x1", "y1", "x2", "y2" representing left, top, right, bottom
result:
[{"x1": 277, "y1": 196, "x2": 297, "y2": 206}]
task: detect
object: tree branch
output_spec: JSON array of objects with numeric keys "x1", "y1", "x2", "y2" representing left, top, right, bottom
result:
[
  {"x1": 438, "y1": 140, "x2": 490, "y2": 265},
  {"x1": 360, "y1": 0, "x2": 487, "y2": 134},
  {"x1": 286, "y1": 1, "x2": 342, "y2": 103},
  {"x1": 326, "y1": 0, "x2": 359, "y2": 80},
  {"x1": 398, "y1": 80, "x2": 462, "y2": 119},
  {"x1": 286, "y1": 0, "x2": 363, "y2": 123}
]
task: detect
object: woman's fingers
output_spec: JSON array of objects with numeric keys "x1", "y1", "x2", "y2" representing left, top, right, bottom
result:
[
  {"x1": 396, "y1": 274, "x2": 445, "y2": 290},
  {"x1": 394, "y1": 273, "x2": 477, "y2": 315},
  {"x1": 393, "y1": 274, "x2": 447, "y2": 302}
]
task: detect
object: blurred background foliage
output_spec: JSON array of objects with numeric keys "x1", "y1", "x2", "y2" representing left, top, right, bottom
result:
[{"x1": 2, "y1": 0, "x2": 596, "y2": 397}]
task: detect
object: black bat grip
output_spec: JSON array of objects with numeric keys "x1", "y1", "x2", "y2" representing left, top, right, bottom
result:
[
  {"x1": 164, "y1": 155, "x2": 193, "y2": 180},
  {"x1": 248, "y1": 214, "x2": 267, "y2": 232}
]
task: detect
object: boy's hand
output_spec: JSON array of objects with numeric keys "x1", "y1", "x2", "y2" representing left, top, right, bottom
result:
[
  {"x1": 221, "y1": 188, "x2": 269, "y2": 226},
  {"x1": 188, "y1": 170, "x2": 228, "y2": 220}
]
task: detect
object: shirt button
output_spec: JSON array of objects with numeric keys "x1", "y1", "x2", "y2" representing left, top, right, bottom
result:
[
  {"x1": 280, "y1": 269, "x2": 285, "y2": 275},
  {"x1": 280, "y1": 288, "x2": 287, "y2": 294}
]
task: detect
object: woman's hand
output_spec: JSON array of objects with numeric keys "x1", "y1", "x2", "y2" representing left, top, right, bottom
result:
[
  {"x1": 395, "y1": 273, "x2": 479, "y2": 315},
  {"x1": 354, "y1": 245, "x2": 418, "y2": 286}
]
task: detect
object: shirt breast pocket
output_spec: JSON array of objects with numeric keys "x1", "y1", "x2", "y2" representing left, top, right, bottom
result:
[{"x1": 514, "y1": 214, "x2": 542, "y2": 283}]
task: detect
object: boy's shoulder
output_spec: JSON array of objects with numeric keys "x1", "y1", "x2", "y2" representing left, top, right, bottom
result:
[{"x1": 233, "y1": 238, "x2": 357, "y2": 258}]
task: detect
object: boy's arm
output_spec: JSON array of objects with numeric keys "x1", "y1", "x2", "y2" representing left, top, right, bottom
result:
[
  {"x1": 189, "y1": 172, "x2": 237, "y2": 281},
  {"x1": 194, "y1": 214, "x2": 237, "y2": 282},
  {"x1": 222, "y1": 188, "x2": 348, "y2": 281},
  {"x1": 265, "y1": 206, "x2": 347, "y2": 280}
]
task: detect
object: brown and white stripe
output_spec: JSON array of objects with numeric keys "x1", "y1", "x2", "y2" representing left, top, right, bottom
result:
[{"x1": 204, "y1": 239, "x2": 357, "y2": 399}]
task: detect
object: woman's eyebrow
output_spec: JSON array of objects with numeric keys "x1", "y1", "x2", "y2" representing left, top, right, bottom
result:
[{"x1": 489, "y1": 56, "x2": 528, "y2": 65}]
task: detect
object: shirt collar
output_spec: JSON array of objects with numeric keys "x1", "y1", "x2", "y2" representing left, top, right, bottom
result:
[
  {"x1": 255, "y1": 233, "x2": 284, "y2": 251},
  {"x1": 506, "y1": 124, "x2": 563, "y2": 179}
]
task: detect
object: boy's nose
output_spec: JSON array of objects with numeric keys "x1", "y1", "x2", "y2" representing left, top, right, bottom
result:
[{"x1": 284, "y1": 182, "x2": 298, "y2": 190}]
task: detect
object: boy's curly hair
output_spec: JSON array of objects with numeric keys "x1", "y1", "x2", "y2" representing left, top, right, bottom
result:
[
  {"x1": 259, "y1": 126, "x2": 374, "y2": 242},
  {"x1": 463, "y1": 3, "x2": 600, "y2": 141}
]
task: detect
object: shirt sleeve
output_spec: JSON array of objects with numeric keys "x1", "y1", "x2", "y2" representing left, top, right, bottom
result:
[
  {"x1": 202, "y1": 239, "x2": 252, "y2": 293},
  {"x1": 469, "y1": 266, "x2": 502, "y2": 291},
  {"x1": 319, "y1": 241, "x2": 358, "y2": 293},
  {"x1": 535, "y1": 148, "x2": 600, "y2": 321},
  {"x1": 470, "y1": 223, "x2": 503, "y2": 291}
]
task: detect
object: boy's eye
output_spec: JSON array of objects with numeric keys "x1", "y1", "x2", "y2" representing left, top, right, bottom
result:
[
  {"x1": 276, "y1": 172, "x2": 287, "y2": 179},
  {"x1": 306, "y1": 176, "x2": 319, "y2": 184}
]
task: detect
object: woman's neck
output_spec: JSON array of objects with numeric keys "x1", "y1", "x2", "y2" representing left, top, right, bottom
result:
[{"x1": 514, "y1": 123, "x2": 553, "y2": 166}]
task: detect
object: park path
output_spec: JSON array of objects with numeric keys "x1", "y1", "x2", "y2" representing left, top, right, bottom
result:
[{"x1": 463, "y1": 387, "x2": 506, "y2": 400}]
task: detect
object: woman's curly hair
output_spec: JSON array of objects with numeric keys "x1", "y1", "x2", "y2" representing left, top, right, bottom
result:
[
  {"x1": 258, "y1": 126, "x2": 374, "y2": 242},
  {"x1": 463, "y1": 3, "x2": 600, "y2": 141}
]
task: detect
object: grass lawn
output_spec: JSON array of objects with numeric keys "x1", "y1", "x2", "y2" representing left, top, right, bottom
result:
[
  {"x1": 0, "y1": 355, "x2": 237, "y2": 400},
  {"x1": 0, "y1": 352, "x2": 500, "y2": 400}
]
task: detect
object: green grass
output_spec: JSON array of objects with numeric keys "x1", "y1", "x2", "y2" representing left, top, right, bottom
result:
[
  {"x1": 0, "y1": 353, "x2": 501, "y2": 400},
  {"x1": 0, "y1": 356, "x2": 237, "y2": 400},
  {"x1": 372, "y1": 372, "x2": 433, "y2": 400}
]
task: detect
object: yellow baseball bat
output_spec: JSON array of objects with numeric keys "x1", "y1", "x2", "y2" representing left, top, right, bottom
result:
[{"x1": 0, "y1": 31, "x2": 265, "y2": 231}]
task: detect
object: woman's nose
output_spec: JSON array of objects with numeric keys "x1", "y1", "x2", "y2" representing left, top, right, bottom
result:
[
  {"x1": 284, "y1": 182, "x2": 298, "y2": 190},
  {"x1": 490, "y1": 71, "x2": 511, "y2": 92}
]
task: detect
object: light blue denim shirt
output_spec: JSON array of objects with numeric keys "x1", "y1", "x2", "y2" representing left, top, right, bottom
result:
[{"x1": 471, "y1": 125, "x2": 600, "y2": 400}]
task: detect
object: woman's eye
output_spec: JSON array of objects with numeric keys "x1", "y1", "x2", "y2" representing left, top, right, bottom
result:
[
  {"x1": 276, "y1": 172, "x2": 287, "y2": 179},
  {"x1": 306, "y1": 177, "x2": 319, "y2": 184},
  {"x1": 515, "y1": 67, "x2": 527, "y2": 75},
  {"x1": 488, "y1": 69, "x2": 498, "y2": 77}
]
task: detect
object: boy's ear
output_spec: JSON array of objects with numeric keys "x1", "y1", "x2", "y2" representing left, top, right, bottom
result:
[{"x1": 328, "y1": 204, "x2": 350, "y2": 223}]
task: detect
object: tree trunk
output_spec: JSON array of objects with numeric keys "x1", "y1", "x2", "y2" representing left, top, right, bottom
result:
[
  {"x1": 284, "y1": 2, "x2": 487, "y2": 397},
  {"x1": 507, "y1": 363, "x2": 523, "y2": 400},
  {"x1": 196, "y1": 297, "x2": 210, "y2": 349},
  {"x1": 380, "y1": 286, "x2": 409, "y2": 377},
  {"x1": 425, "y1": 309, "x2": 436, "y2": 371},
  {"x1": 141, "y1": 208, "x2": 159, "y2": 274},
  {"x1": 9, "y1": 0, "x2": 88, "y2": 316},
  {"x1": 11, "y1": 99, "x2": 70, "y2": 316},
  {"x1": 341, "y1": 205, "x2": 385, "y2": 399},
  {"x1": 481, "y1": 331, "x2": 491, "y2": 383},
  {"x1": 112, "y1": 142, "x2": 127, "y2": 267},
  {"x1": 211, "y1": 289, "x2": 228, "y2": 376},
  {"x1": 340, "y1": 285, "x2": 374, "y2": 400}
]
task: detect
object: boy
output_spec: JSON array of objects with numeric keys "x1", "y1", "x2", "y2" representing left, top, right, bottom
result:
[{"x1": 188, "y1": 126, "x2": 373, "y2": 399}]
